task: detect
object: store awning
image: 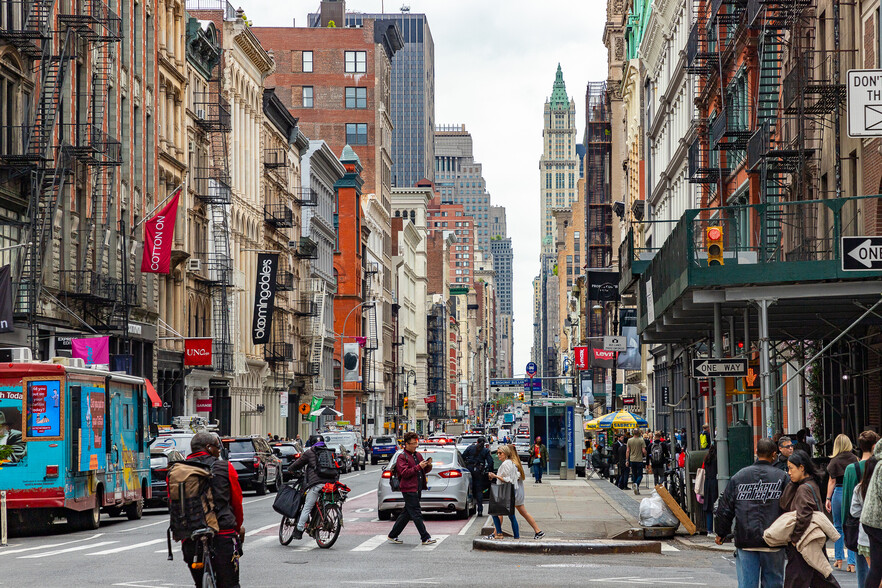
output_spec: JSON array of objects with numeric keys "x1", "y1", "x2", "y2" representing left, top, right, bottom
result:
[{"x1": 144, "y1": 378, "x2": 162, "y2": 408}]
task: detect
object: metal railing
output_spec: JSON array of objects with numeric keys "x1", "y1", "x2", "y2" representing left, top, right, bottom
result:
[{"x1": 184, "y1": 0, "x2": 237, "y2": 20}]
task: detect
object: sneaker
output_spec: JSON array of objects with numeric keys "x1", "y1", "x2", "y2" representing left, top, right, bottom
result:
[
  {"x1": 387, "y1": 537, "x2": 403, "y2": 545},
  {"x1": 292, "y1": 528, "x2": 303, "y2": 540},
  {"x1": 534, "y1": 531, "x2": 545, "y2": 540},
  {"x1": 635, "y1": 486, "x2": 640, "y2": 495},
  {"x1": 421, "y1": 538, "x2": 437, "y2": 545}
]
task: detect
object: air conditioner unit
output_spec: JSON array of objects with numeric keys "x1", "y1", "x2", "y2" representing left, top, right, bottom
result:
[
  {"x1": 0, "y1": 347, "x2": 33, "y2": 363},
  {"x1": 187, "y1": 258, "x2": 202, "y2": 272},
  {"x1": 50, "y1": 356, "x2": 86, "y2": 368},
  {"x1": 196, "y1": 108, "x2": 206, "y2": 120}
]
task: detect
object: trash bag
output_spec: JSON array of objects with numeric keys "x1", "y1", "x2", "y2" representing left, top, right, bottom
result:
[{"x1": 638, "y1": 490, "x2": 679, "y2": 528}]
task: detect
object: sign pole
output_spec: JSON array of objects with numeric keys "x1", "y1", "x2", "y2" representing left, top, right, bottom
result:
[
  {"x1": 1, "y1": 490, "x2": 7, "y2": 547},
  {"x1": 713, "y1": 303, "x2": 730, "y2": 491}
]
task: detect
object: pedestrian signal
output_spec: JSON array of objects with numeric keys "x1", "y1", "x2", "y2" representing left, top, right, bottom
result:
[{"x1": 706, "y1": 226, "x2": 724, "y2": 266}]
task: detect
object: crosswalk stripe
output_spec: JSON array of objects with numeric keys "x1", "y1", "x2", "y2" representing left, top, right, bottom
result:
[
  {"x1": 351, "y1": 534, "x2": 389, "y2": 552},
  {"x1": 86, "y1": 539, "x2": 165, "y2": 555},
  {"x1": 19, "y1": 541, "x2": 118, "y2": 559},
  {"x1": 413, "y1": 535, "x2": 448, "y2": 551},
  {"x1": 0, "y1": 533, "x2": 104, "y2": 556}
]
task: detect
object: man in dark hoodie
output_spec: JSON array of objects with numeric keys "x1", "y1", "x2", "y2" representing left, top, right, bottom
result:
[
  {"x1": 714, "y1": 438, "x2": 789, "y2": 588},
  {"x1": 288, "y1": 434, "x2": 339, "y2": 540}
]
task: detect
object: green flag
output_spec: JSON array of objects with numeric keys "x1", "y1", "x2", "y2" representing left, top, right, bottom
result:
[{"x1": 309, "y1": 395, "x2": 323, "y2": 422}]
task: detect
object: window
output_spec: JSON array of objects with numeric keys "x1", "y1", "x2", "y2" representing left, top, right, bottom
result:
[
  {"x1": 302, "y1": 86, "x2": 313, "y2": 108},
  {"x1": 345, "y1": 87, "x2": 367, "y2": 109},
  {"x1": 302, "y1": 51, "x2": 313, "y2": 73},
  {"x1": 345, "y1": 51, "x2": 366, "y2": 73},
  {"x1": 345, "y1": 123, "x2": 367, "y2": 145}
]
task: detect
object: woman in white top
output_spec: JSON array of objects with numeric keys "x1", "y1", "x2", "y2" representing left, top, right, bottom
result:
[{"x1": 486, "y1": 444, "x2": 544, "y2": 540}]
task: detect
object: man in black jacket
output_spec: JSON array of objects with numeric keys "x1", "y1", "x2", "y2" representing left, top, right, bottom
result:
[
  {"x1": 714, "y1": 438, "x2": 789, "y2": 588},
  {"x1": 614, "y1": 434, "x2": 630, "y2": 489},
  {"x1": 462, "y1": 437, "x2": 493, "y2": 516},
  {"x1": 288, "y1": 435, "x2": 339, "y2": 540}
]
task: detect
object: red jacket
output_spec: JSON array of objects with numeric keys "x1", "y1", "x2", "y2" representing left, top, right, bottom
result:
[{"x1": 395, "y1": 450, "x2": 432, "y2": 493}]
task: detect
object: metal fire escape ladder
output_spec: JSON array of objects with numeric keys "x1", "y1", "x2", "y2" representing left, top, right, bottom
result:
[{"x1": 308, "y1": 278, "x2": 326, "y2": 393}]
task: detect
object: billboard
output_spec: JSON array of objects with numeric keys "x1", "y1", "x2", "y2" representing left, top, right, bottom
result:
[
  {"x1": 24, "y1": 378, "x2": 63, "y2": 440},
  {"x1": 79, "y1": 387, "x2": 107, "y2": 471}
]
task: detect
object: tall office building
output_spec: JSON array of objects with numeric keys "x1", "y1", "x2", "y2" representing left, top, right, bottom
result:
[
  {"x1": 435, "y1": 125, "x2": 494, "y2": 258},
  {"x1": 309, "y1": 8, "x2": 435, "y2": 188},
  {"x1": 539, "y1": 64, "x2": 578, "y2": 255}
]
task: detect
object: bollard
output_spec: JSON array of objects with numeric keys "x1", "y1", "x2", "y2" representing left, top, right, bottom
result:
[{"x1": 1, "y1": 490, "x2": 7, "y2": 547}]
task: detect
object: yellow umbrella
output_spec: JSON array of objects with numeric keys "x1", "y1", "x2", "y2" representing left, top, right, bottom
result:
[{"x1": 584, "y1": 409, "x2": 648, "y2": 431}]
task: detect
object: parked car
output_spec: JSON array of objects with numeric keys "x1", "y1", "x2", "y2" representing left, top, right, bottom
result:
[
  {"x1": 455, "y1": 433, "x2": 484, "y2": 454},
  {"x1": 377, "y1": 447, "x2": 474, "y2": 520},
  {"x1": 271, "y1": 442, "x2": 302, "y2": 483},
  {"x1": 371, "y1": 435, "x2": 398, "y2": 465},
  {"x1": 147, "y1": 448, "x2": 184, "y2": 508},
  {"x1": 221, "y1": 436, "x2": 282, "y2": 495},
  {"x1": 322, "y1": 431, "x2": 366, "y2": 471}
]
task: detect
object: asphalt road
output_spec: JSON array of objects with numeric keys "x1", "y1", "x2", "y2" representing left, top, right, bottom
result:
[{"x1": 0, "y1": 463, "x2": 798, "y2": 588}]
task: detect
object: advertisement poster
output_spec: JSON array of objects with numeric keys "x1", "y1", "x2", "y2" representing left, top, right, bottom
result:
[
  {"x1": 25, "y1": 379, "x2": 63, "y2": 439},
  {"x1": 617, "y1": 308, "x2": 641, "y2": 370},
  {"x1": 80, "y1": 389, "x2": 107, "y2": 471},
  {"x1": 0, "y1": 388, "x2": 27, "y2": 464},
  {"x1": 566, "y1": 405, "x2": 575, "y2": 469},
  {"x1": 251, "y1": 253, "x2": 279, "y2": 344}
]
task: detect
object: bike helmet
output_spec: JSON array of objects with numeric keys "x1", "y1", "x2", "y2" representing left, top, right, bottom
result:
[{"x1": 307, "y1": 434, "x2": 325, "y2": 446}]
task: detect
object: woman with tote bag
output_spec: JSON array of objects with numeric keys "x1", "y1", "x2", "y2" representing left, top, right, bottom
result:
[{"x1": 486, "y1": 445, "x2": 544, "y2": 540}]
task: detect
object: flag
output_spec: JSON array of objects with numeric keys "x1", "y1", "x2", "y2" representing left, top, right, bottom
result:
[
  {"x1": 72, "y1": 336, "x2": 110, "y2": 365},
  {"x1": 309, "y1": 395, "x2": 323, "y2": 423},
  {"x1": 0, "y1": 265, "x2": 13, "y2": 333},
  {"x1": 141, "y1": 188, "x2": 181, "y2": 274}
]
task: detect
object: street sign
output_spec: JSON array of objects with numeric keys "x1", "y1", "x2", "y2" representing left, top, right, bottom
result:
[
  {"x1": 699, "y1": 381, "x2": 711, "y2": 396},
  {"x1": 424, "y1": 395, "x2": 437, "y2": 404},
  {"x1": 848, "y1": 70, "x2": 882, "y2": 137},
  {"x1": 692, "y1": 358, "x2": 748, "y2": 378},
  {"x1": 842, "y1": 236, "x2": 882, "y2": 270},
  {"x1": 603, "y1": 336, "x2": 626, "y2": 352},
  {"x1": 743, "y1": 361, "x2": 761, "y2": 393},
  {"x1": 525, "y1": 362, "x2": 537, "y2": 376},
  {"x1": 524, "y1": 380, "x2": 542, "y2": 391},
  {"x1": 490, "y1": 378, "x2": 528, "y2": 387}
]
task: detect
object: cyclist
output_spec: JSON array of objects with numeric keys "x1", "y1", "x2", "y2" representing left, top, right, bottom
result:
[
  {"x1": 288, "y1": 434, "x2": 339, "y2": 540},
  {"x1": 181, "y1": 432, "x2": 244, "y2": 588}
]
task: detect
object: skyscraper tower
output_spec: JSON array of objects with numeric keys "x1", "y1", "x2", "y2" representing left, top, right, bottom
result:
[{"x1": 539, "y1": 64, "x2": 578, "y2": 255}]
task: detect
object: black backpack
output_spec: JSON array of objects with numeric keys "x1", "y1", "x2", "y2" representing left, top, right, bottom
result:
[
  {"x1": 651, "y1": 442, "x2": 665, "y2": 466},
  {"x1": 314, "y1": 446, "x2": 340, "y2": 479}
]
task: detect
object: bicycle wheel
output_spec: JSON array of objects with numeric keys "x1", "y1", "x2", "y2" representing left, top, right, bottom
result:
[
  {"x1": 279, "y1": 516, "x2": 297, "y2": 545},
  {"x1": 201, "y1": 541, "x2": 217, "y2": 588},
  {"x1": 314, "y1": 504, "x2": 342, "y2": 549}
]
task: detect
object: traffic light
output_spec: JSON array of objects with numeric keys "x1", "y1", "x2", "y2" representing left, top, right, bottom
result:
[
  {"x1": 403, "y1": 397, "x2": 408, "y2": 410},
  {"x1": 706, "y1": 226, "x2": 724, "y2": 266},
  {"x1": 518, "y1": 392, "x2": 524, "y2": 401}
]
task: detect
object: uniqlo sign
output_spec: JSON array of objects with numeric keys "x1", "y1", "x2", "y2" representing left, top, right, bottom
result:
[
  {"x1": 185, "y1": 338, "x2": 213, "y2": 366},
  {"x1": 574, "y1": 346, "x2": 589, "y2": 370}
]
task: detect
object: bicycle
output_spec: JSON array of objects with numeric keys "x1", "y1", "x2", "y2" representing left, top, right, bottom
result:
[
  {"x1": 279, "y1": 479, "x2": 350, "y2": 549},
  {"x1": 663, "y1": 465, "x2": 688, "y2": 511},
  {"x1": 188, "y1": 527, "x2": 218, "y2": 588}
]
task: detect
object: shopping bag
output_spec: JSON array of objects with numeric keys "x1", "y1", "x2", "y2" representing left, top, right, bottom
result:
[
  {"x1": 272, "y1": 483, "x2": 302, "y2": 518},
  {"x1": 489, "y1": 482, "x2": 514, "y2": 516}
]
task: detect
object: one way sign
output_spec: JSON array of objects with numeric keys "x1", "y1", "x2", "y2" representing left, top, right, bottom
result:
[
  {"x1": 692, "y1": 358, "x2": 748, "y2": 378},
  {"x1": 843, "y1": 236, "x2": 882, "y2": 270}
]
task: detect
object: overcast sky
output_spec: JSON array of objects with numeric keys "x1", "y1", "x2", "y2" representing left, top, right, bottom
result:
[{"x1": 244, "y1": 0, "x2": 608, "y2": 375}]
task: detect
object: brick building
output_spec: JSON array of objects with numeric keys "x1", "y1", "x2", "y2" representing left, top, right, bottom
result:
[{"x1": 426, "y1": 196, "x2": 476, "y2": 286}]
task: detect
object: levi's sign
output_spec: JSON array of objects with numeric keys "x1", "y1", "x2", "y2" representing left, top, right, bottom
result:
[
  {"x1": 842, "y1": 236, "x2": 882, "y2": 270},
  {"x1": 692, "y1": 358, "x2": 748, "y2": 378}
]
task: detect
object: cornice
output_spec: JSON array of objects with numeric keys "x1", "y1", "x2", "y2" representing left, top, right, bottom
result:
[{"x1": 232, "y1": 25, "x2": 275, "y2": 77}]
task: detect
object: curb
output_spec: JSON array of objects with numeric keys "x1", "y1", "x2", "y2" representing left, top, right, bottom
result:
[
  {"x1": 673, "y1": 536, "x2": 735, "y2": 552},
  {"x1": 472, "y1": 537, "x2": 661, "y2": 555}
]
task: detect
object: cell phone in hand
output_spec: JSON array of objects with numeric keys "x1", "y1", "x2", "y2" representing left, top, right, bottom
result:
[{"x1": 426, "y1": 457, "x2": 433, "y2": 462}]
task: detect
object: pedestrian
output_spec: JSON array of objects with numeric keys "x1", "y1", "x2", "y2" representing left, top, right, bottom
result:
[
  {"x1": 287, "y1": 435, "x2": 340, "y2": 540},
  {"x1": 699, "y1": 423, "x2": 712, "y2": 450},
  {"x1": 506, "y1": 444, "x2": 544, "y2": 539},
  {"x1": 463, "y1": 436, "x2": 494, "y2": 517},
  {"x1": 701, "y1": 443, "x2": 718, "y2": 535},
  {"x1": 486, "y1": 445, "x2": 544, "y2": 540},
  {"x1": 179, "y1": 432, "x2": 244, "y2": 588},
  {"x1": 825, "y1": 433, "x2": 858, "y2": 572},
  {"x1": 627, "y1": 429, "x2": 646, "y2": 495},
  {"x1": 649, "y1": 431, "x2": 670, "y2": 487},
  {"x1": 615, "y1": 433, "x2": 630, "y2": 489},
  {"x1": 841, "y1": 430, "x2": 879, "y2": 586},
  {"x1": 591, "y1": 442, "x2": 610, "y2": 479},
  {"x1": 849, "y1": 451, "x2": 878, "y2": 588},
  {"x1": 777, "y1": 450, "x2": 841, "y2": 588},
  {"x1": 794, "y1": 428, "x2": 812, "y2": 456},
  {"x1": 860, "y1": 438, "x2": 882, "y2": 588},
  {"x1": 528, "y1": 436, "x2": 548, "y2": 484},
  {"x1": 775, "y1": 436, "x2": 794, "y2": 471},
  {"x1": 715, "y1": 438, "x2": 789, "y2": 588},
  {"x1": 292, "y1": 434, "x2": 303, "y2": 453},
  {"x1": 387, "y1": 432, "x2": 436, "y2": 545}
]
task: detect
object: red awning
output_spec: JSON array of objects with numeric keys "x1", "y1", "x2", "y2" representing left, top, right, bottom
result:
[{"x1": 145, "y1": 378, "x2": 162, "y2": 408}]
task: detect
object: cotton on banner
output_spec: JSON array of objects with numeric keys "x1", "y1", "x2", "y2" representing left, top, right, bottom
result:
[
  {"x1": 72, "y1": 336, "x2": 110, "y2": 365},
  {"x1": 141, "y1": 188, "x2": 181, "y2": 274}
]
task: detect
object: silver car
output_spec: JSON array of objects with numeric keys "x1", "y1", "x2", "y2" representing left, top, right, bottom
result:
[{"x1": 377, "y1": 447, "x2": 474, "y2": 520}]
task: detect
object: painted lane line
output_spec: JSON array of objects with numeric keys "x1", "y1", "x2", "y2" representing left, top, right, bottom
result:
[
  {"x1": 290, "y1": 543, "x2": 317, "y2": 552},
  {"x1": 122, "y1": 520, "x2": 168, "y2": 532},
  {"x1": 247, "y1": 535, "x2": 278, "y2": 548},
  {"x1": 351, "y1": 534, "x2": 389, "y2": 552},
  {"x1": 348, "y1": 489, "x2": 378, "y2": 502},
  {"x1": 87, "y1": 539, "x2": 165, "y2": 555},
  {"x1": 19, "y1": 540, "x2": 119, "y2": 559},
  {"x1": 243, "y1": 495, "x2": 276, "y2": 505},
  {"x1": 412, "y1": 534, "x2": 447, "y2": 551},
  {"x1": 155, "y1": 547, "x2": 182, "y2": 553},
  {"x1": 0, "y1": 533, "x2": 105, "y2": 556},
  {"x1": 245, "y1": 523, "x2": 278, "y2": 536},
  {"x1": 458, "y1": 513, "x2": 478, "y2": 536}
]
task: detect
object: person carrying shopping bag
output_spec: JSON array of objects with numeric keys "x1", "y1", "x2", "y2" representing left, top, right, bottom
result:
[{"x1": 486, "y1": 445, "x2": 544, "y2": 540}]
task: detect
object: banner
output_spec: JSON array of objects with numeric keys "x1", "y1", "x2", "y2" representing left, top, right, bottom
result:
[
  {"x1": 574, "y1": 346, "x2": 589, "y2": 370},
  {"x1": 309, "y1": 395, "x2": 323, "y2": 422},
  {"x1": 0, "y1": 265, "x2": 13, "y2": 333},
  {"x1": 184, "y1": 338, "x2": 213, "y2": 366},
  {"x1": 72, "y1": 336, "x2": 110, "y2": 365},
  {"x1": 280, "y1": 390, "x2": 289, "y2": 418},
  {"x1": 343, "y1": 342, "x2": 360, "y2": 382},
  {"x1": 591, "y1": 348, "x2": 617, "y2": 369},
  {"x1": 140, "y1": 188, "x2": 181, "y2": 274},
  {"x1": 251, "y1": 253, "x2": 279, "y2": 344},
  {"x1": 617, "y1": 308, "x2": 641, "y2": 370},
  {"x1": 587, "y1": 270, "x2": 620, "y2": 301},
  {"x1": 196, "y1": 398, "x2": 212, "y2": 412},
  {"x1": 580, "y1": 372, "x2": 594, "y2": 408}
]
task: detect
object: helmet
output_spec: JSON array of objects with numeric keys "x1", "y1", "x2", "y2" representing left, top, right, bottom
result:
[{"x1": 307, "y1": 434, "x2": 325, "y2": 446}]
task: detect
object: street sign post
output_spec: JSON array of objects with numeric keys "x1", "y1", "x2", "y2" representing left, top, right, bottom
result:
[
  {"x1": 692, "y1": 358, "x2": 748, "y2": 378},
  {"x1": 848, "y1": 70, "x2": 882, "y2": 138},
  {"x1": 842, "y1": 236, "x2": 882, "y2": 270},
  {"x1": 603, "y1": 336, "x2": 626, "y2": 352}
]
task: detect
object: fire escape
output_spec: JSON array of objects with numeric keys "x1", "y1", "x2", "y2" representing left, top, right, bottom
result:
[
  {"x1": 193, "y1": 75, "x2": 234, "y2": 374},
  {"x1": 302, "y1": 277, "x2": 326, "y2": 394},
  {"x1": 426, "y1": 303, "x2": 447, "y2": 419},
  {"x1": 585, "y1": 82, "x2": 612, "y2": 340}
]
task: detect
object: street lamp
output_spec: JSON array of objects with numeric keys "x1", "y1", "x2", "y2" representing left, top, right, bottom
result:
[{"x1": 340, "y1": 299, "x2": 375, "y2": 425}]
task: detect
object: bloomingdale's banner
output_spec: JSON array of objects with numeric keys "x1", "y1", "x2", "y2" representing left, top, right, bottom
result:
[{"x1": 251, "y1": 253, "x2": 279, "y2": 345}]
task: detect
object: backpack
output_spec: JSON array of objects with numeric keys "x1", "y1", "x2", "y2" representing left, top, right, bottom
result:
[
  {"x1": 651, "y1": 442, "x2": 665, "y2": 466},
  {"x1": 314, "y1": 446, "x2": 340, "y2": 479},
  {"x1": 166, "y1": 460, "x2": 218, "y2": 559}
]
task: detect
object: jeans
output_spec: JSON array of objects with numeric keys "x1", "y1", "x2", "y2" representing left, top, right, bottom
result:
[
  {"x1": 531, "y1": 463, "x2": 543, "y2": 482},
  {"x1": 616, "y1": 465, "x2": 629, "y2": 489},
  {"x1": 865, "y1": 524, "x2": 882, "y2": 588},
  {"x1": 182, "y1": 534, "x2": 241, "y2": 588},
  {"x1": 493, "y1": 513, "x2": 519, "y2": 539},
  {"x1": 296, "y1": 485, "x2": 321, "y2": 531},
  {"x1": 830, "y1": 486, "x2": 855, "y2": 564},
  {"x1": 388, "y1": 492, "x2": 430, "y2": 542},
  {"x1": 470, "y1": 471, "x2": 485, "y2": 514},
  {"x1": 735, "y1": 547, "x2": 785, "y2": 588},
  {"x1": 856, "y1": 550, "x2": 869, "y2": 588},
  {"x1": 630, "y1": 462, "x2": 644, "y2": 487}
]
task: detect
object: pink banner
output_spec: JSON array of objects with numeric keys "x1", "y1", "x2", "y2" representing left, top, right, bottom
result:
[
  {"x1": 141, "y1": 188, "x2": 181, "y2": 274},
  {"x1": 72, "y1": 336, "x2": 110, "y2": 365}
]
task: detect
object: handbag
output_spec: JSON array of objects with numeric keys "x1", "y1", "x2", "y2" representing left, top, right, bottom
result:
[
  {"x1": 489, "y1": 482, "x2": 514, "y2": 516},
  {"x1": 272, "y1": 483, "x2": 302, "y2": 518},
  {"x1": 694, "y1": 466, "x2": 706, "y2": 498}
]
